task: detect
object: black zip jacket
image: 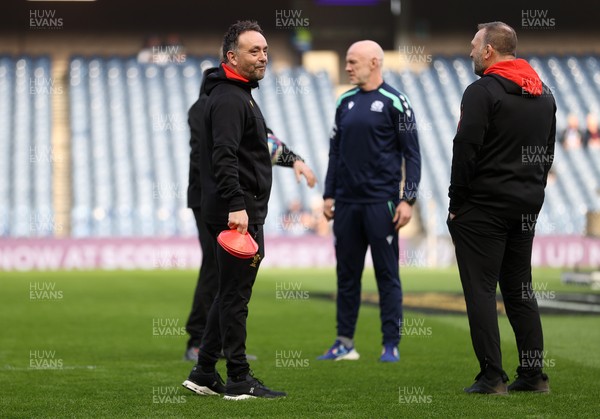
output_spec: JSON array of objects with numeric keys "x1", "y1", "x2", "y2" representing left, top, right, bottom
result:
[
  {"x1": 187, "y1": 64, "x2": 272, "y2": 225},
  {"x1": 448, "y1": 59, "x2": 556, "y2": 219}
]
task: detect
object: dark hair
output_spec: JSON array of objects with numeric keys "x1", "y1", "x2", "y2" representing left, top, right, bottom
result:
[
  {"x1": 477, "y1": 21, "x2": 517, "y2": 56},
  {"x1": 221, "y1": 20, "x2": 263, "y2": 62}
]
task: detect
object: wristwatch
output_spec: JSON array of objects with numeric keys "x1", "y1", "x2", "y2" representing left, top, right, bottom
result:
[{"x1": 402, "y1": 197, "x2": 417, "y2": 206}]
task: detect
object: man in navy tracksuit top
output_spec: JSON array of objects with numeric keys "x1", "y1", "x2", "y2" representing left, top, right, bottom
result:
[
  {"x1": 448, "y1": 22, "x2": 555, "y2": 394},
  {"x1": 319, "y1": 40, "x2": 421, "y2": 362}
]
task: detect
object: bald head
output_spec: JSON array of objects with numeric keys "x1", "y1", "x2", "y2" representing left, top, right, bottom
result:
[
  {"x1": 345, "y1": 40, "x2": 384, "y2": 90},
  {"x1": 348, "y1": 40, "x2": 384, "y2": 64}
]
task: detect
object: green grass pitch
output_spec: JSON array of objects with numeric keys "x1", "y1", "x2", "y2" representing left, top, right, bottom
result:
[{"x1": 1, "y1": 267, "x2": 599, "y2": 418}]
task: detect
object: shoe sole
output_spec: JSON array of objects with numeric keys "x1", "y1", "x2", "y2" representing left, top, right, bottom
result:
[
  {"x1": 223, "y1": 394, "x2": 257, "y2": 400},
  {"x1": 463, "y1": 388, "x2": 508, "y2": 395},
  {"x1": 182, "y1": 380, "x2": 221, "y2": 396},
  {"x1": 317, "y1": 349, "x2": 360, "y2": 361},
  {"x1": 335, "y1": 350, "x2": 360, "y2": 361},
  {"x1": 223, "y1": 394, "x2": 286, "y2": 400},
  {"x1": 508, "y1": 388, "x2": 550, "y2": 393}
]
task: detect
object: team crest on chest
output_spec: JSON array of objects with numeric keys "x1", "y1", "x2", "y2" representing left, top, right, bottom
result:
[
  {"x1": 370, "y1": 100, "x2": 384, "y2": 112},
  {"x1": 348, "y1": 101, "x2": 354, "y2": 110}
]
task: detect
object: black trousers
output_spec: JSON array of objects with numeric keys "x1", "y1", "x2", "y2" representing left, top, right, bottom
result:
[
  {"x1": 197, "y1": 223, "x2": 264, "y2": 379},
  {"x1": 184, "y1": 208, "x2": 218, "y2": 349},
  {"x1": 447, "y1": 203, "x2": 544, "y2": 378}
]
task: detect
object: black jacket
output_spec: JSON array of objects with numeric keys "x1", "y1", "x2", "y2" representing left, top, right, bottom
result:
[
  {"x1": 449, "y1": 59, "x2": 556, "y2": 219},
  {"x1": 187, "y1": 64, "x2": 272, "y2": 225}
]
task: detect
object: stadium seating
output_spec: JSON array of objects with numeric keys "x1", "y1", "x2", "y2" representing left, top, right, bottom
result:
[
  {"x1": 1, "y1": 53, "x2": 598, "y2": 237},
  {"x1": 0, "y1": 55, "x2": 53, "y2": 237}
]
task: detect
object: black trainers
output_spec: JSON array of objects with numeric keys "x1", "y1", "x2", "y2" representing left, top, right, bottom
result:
[
  {"x1": 182, "y1": 366, "x2": 226, "y2": 396},
  {"x1": 508, "y1": 371, "x2": 550, "y2": 393},
  {"x1": 464, "y1": 372, "x2": 508, "y2": 395},
  {"x1": 223, "y1": 372, "x2": 286, "y2": 400}
]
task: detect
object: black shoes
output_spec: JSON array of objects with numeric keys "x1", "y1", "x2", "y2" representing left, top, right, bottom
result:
[
  {"x1": 182, "y1": 366, "x2": 226, "y2": 396},
  {"x1": 464, "y1": 369, "x2": 550, "y2": 394},
  {"x1": 464, "y1": 372, "x2": 508, "y2": 395},
  {"x1": 508, "y1": 371, "x2": 550, "y2": 393},
  {"x1": 223, "y1": 372, "x2": 286, "y2": 400},
  {"x1": 183, "y1": 367, "x2": 286, "y2": 400}
]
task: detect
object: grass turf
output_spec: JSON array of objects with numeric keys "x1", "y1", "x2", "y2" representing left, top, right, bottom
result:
[{"x1": 1, "y1": 268, "x2": 598, "y2": 418}]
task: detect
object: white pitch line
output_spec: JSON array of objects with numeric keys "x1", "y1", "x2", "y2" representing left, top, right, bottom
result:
[
  {"x1": 537, "y1": 299, "x2": 600, "y2": 313},
  {"x1": 3, "y1": 365, "x2": 98, "y2": 371}
]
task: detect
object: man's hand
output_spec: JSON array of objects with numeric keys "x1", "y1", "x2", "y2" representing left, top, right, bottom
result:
[
  {"x1": 323, "y1": 198, "x2": 335, "y2": 221},
  {"x1": 293, "y1": 160, "x2": 317, "y2": 188},
  {"x1": 448, "y1": 212, "x2": 456, "y2": 221},
  {"x1": 228, "y1": 209, "x2": 249, "y2": 234},
  {"x1": 393, "y1": 201, "x2": 413, "y2": 231}
]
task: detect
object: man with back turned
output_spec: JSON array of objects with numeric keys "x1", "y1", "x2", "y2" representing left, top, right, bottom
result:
[{"x1": 448, "y1": 21, "x2": 555, "y2": 394}]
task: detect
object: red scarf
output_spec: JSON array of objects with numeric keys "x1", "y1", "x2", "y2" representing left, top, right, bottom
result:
[
  {"x1": 484, "y1": 59, "x2": 543, "y2": 96},
  {"x1": 222, "y1": 63, "x2": 249, "y2": 83}
]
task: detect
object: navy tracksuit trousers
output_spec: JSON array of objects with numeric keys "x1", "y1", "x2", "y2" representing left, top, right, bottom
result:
[{"x1": 333, "y1": 200, "x2": 402, "y2": 346}]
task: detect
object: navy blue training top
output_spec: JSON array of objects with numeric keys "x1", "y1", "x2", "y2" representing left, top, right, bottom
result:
[{"x1": 324, "y1": 82, "x2": 421, "y2": 204}]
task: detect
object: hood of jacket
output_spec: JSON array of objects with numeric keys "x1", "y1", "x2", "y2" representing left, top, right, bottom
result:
[
  {"x1": 202, "y1": 63, "x2": 259, "y2": 96},
  {"x1": 483, "y1": 58, "x2": 543, "y2": 96}
]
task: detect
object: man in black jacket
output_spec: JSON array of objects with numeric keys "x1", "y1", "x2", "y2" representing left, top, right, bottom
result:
[
  {"x1": 181, "y1": 20, "x2": 295, "y2": 400},
  {"x1": 183, "y1": 130, "x2": 315, "y2": 363},
  {"x1": 448, "y1": 22, "x2": 555, "y2": 395}
]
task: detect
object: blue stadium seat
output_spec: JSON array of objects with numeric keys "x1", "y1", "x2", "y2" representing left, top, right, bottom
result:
[{"x1": 59, "y1": 54, "x2": 600, "y2": 238}]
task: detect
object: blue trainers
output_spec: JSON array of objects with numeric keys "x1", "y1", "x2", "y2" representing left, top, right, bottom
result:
[
  {"x1": 380, "y1": 344, "x2": 400, "y2": 362},
  {"x1": 317, "y1": 340, "x2": 360, "y2": 361}
]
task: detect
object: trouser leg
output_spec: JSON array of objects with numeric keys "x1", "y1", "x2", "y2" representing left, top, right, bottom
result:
[
  {"x1": 185, "y1": 208, "x2": 218, "y2": 348},
  {"x1": 499, "y1": 219, "x2": 544, "y2": 375},
  {"x1": 365, "y1": 201, "x2": 402, "y2": 346},
  {"x1": 448, "y1": 204, "x2": 508, "y2": 378},
  {"x1": 333, "y1": 202, "x2": 368, "y2": 340}
]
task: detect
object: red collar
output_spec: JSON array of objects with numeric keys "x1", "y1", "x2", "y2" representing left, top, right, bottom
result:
[
  {"x1": 222, "y1": 63, "x2": 249, "y2": 83},
  {"x1": 484, "y1": 59, "x2": 543, "y2": 96}
]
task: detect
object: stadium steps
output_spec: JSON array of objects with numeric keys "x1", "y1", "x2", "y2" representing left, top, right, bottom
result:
[{"x1": 51, "y1": 54, "x2": 71, "y2": 237}]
